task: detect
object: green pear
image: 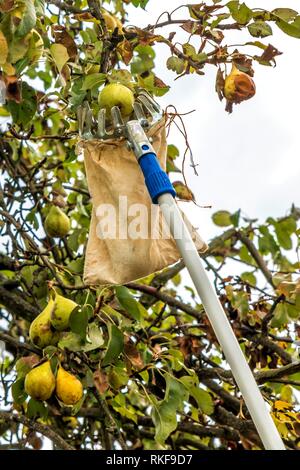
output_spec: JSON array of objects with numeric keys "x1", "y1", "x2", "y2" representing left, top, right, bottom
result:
[
  {"x1": 50, "y1": 293, "x2": 78, "y2": 331},
  {"x1": 29, "y1": 297, "x2": 59, "y2": 348},
  {"x1": 25, "y1": 360, "x2": 55, "y2": 401},
  {"x1": 44, "y1": 206, "x2": 70, "y2": 238},
  {"x1": 98, "y1": 83, "x2": 134, "y2": 117}
]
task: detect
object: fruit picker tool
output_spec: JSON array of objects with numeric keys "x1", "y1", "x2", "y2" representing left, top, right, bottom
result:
[{"x1": 77, "y1": 92, "x2": 285, "y2": 450}]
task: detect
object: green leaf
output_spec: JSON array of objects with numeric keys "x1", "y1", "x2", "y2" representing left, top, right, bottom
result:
[
  {"x1": 166, "y1": 157, "x2": 181, "y2": 173},
  {"x1": 275, "y1": 17, "x2": 300, "y2": 39},
  {"x1": 11, "y1": 378, "x2": 27, "y2": 404},
  {"x1": 167, "y1": 144, "x2": 180, "y2": 159},
  {"x1": 286, "y1": 303, "x2": 300, "y2": 320},
  {"x1": 66, "y1": 257, "x2": 84, "y2": 274},
  {"x1": 166, "y1": 56, "x2": 185, "y2": 74},
  {"x1": 102, "y1": 323, "x2": 124, "y2": 366},
  {"x1": 280, "y1": 217, "x2": 297, "y2": 234},
  {"x1": 27, "y1": 398, "x2": 48, "y2": 418},
  {"x1": 239, "y1": 245, "x2": 255, "y2": 264},
  {"x1": 81, "y1": 73, "x2": 106, "y2": 90},
  {"x1": 58, "y1": 331, "x2": 83, "y2": 352},
  {"x1": 258, "y1": 225, "x2": 279, "y2": 255},
  {"x1": 227, "y1": 1, "x2": 253, "y2": 25},
  {"x1": 246, "y1": 40, "x2": 268, "y2": 50},
  {"x1": 274, "y1": 223, "x2": 292, "y2": 250},
  {"x1": 58, "y1": 323, "x2": 104, "y2": 352},
  {"x1": 230, "y1": 209, "x2": 240, "y2": 227},
  {"x1": 20, "y1": 265, "x2": 38, "y2": 287},
  {"x1": 35, "y1": 0, "x2": 45, "y2": 16},
  {"x1": 15, "y1": 355, "x2": 39, "y2": 379},
  {"x1": 50, "y1": 43, "x2": 69, "y2": 73},
  {"x1": 272, "y1": 8, "x2": 298, "y2": 22},
  {"x1": 131, "y1": 0, "x2": 149, "y2": 8},
  {"x1": 26, "y1": 208, "x2": 39, "y2": 230},
  {"x1": 248, "y1": 21, "x2": 272, "y2": 38},
  {"x1": 131, "y1": 45, "x2": 155, "y2": 75},
  {"x1": 271, "y1": 303, "x2": 289, "y2": 328},
  {"x1": 190, "y1": 387, "x2": 214, "y2": 415},
  {"x1": 7, "y1": 82, "x2": 37, "y2": 126},
  {"x1": 212, "y1": 210, "x2": 232, "y2": 227},
  {"x1": 240, "y1": 271, "x2": 257, "y2": 286},
  {"x1": 70, "y1": 77, "x2": 86, "y2": 109},
  {"x1": 69, "y1": 306, "x2": 88, "y2": 340},
  {"x1": 85, "y1": 322, "x2": 104, "y2": 351},
  {"x1": 17, "y1": 0, "x2": 37, "y2": 37},
  {"x1": 152, "y1": 374, "x2": 187, "y2": 444},
  {"x1": 116, "y1": 286, "x2": 147, "y2": 321}
]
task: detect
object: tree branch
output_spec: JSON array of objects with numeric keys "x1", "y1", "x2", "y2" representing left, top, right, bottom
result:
[
  {"x1": 150, "y1": 228, "x2": 237, "y2": 288},
  {"x1": 47, "y1": 0, "x2": 83, "y2": 13},
  {"x1": 0, "y1": 328, "x2": 40, "y2": 355},
  {"x1": 127, "y1": 282, "x2": 203, "y2": 320},
  {"x1": 237, "y1": 231, "x2": 274, "y2": 287},
  {"x1": 79, "y1": 409, "x2": 240, "y2": 441},
  {"x1": 0, "y1": 410, "x2": 74, "y2": 450},
  {"x1": 0, "y1": 284, "x2": 39, "y2": 322}
]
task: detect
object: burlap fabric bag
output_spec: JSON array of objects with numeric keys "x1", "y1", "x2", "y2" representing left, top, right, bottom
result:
[{"x1": 79, "y1": 119, "x2": 207, "y2": 285}]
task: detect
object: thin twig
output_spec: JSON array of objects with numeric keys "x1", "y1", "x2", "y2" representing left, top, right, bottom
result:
[{"x1": 0, "y1": 410, "x2": 74, "y2": 450}]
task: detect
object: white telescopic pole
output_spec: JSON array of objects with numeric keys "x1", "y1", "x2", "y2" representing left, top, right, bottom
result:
[{"x1": 158, "y1": 192, "x2": 285, "y2": 450}]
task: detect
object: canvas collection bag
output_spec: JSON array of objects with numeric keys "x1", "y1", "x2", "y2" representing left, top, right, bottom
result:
[{"x1": 79, "y1": 119, "x2": 207, "y2": 286}]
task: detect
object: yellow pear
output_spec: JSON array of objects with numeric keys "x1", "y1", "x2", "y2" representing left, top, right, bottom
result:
[
  {"x1": 98, "y1": 83, "x2": 134, "y2": 117},
  {"x1": 56, "y1": 366, "x2": 83, "y2": 405},
  {"x1": 29, "y1": 298, "x2": 59, "y2": 349},
  {"x1": 24, "y1": 361, "x2": 55, "y2": 401},
  {"x1": 224, "y1": 64, "x2": 256, "y2": 103},
  {"x1": 50, "y1": 293, "x2": 78, "y2": 331},
  {"x1": 44, "y1": 205, "x2": 70, "y2": 238}
]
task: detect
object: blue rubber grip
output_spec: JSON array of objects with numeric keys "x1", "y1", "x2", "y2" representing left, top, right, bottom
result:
[{"x1": 139, "y1": 152, "x2": 176, "y2": 204}]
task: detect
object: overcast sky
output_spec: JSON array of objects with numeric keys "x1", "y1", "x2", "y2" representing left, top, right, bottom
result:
[{"x1": 127, "y1": 0, "x2": 300, "y2": 241}]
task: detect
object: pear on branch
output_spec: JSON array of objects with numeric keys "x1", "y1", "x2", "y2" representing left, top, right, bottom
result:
[
  {"x1": 44, "y1": 205, "x2": 70, "y2": 238},
  {"x1": 56, "y1": 366, "x2": 83, "y2": 406},
  {"x1": 98, "y1": 83, "x2": 134, "y2": 118},
  {"x1": 50, "y1": 293, "x2": 78, "y2": 331},
  {"x1": 24, "y1": 361, "x2": 55, "y2": 401},
  {"x1": 29, "y1": 297, "x2": 60, "y2": 349},
  {"x1": 224, "y1": 64, "x2": 256, "y2": 112}
]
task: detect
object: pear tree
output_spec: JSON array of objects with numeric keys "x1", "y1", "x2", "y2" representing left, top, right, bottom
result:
[{"x1": 0, "y1": 0, "x2": 300, "y2": 451}]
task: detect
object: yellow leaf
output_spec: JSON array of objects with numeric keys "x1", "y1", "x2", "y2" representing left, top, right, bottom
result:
[
  {"x1": 0, "y1": 30, "x2": 8, "y2": 65},
  {"x1": 50, "y1": 43, "x2": 69, "y2": 73},
  {"x1": 273, "y1": 418, "x2": 290, "y2": 439},
  {"x1": 173, "y1": 181, "x2": 194, "y2": 201},
  {"x1": 273, "y1": 400, "x2": 293, "y2": 411}
]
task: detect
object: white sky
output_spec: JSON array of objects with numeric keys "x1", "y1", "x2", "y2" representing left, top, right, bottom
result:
[{"x1": 128, "y1": 0, "x2": 300, "y2": 241}]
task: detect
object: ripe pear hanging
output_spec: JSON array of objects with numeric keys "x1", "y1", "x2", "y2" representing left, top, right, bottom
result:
[
  {"x1": 29, "y1": 297, "x2": 60, "y2": 348},
  {"x1": 98, "y1": 83, "x2": 134, "y2": 117},
  {"x1": 224, "y1": 64, "x2": 256, "y2": 104},
  {"x1": 56, "y1": 366, "x2": 83, "y2": 405},
  {"x1": 24, "y1": 361, "x2": 55, "y2": 401},
  {"x1": 44, "y1": 205, "x2": 70, "y2": 238},
  {"x1": 50, "y1": 293, "x2": 78, "y2": 331}
]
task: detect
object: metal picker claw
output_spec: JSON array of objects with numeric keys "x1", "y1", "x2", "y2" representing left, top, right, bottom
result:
[{"x1": 77, "y1": 89, "x2": 162, "y2": 140}]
